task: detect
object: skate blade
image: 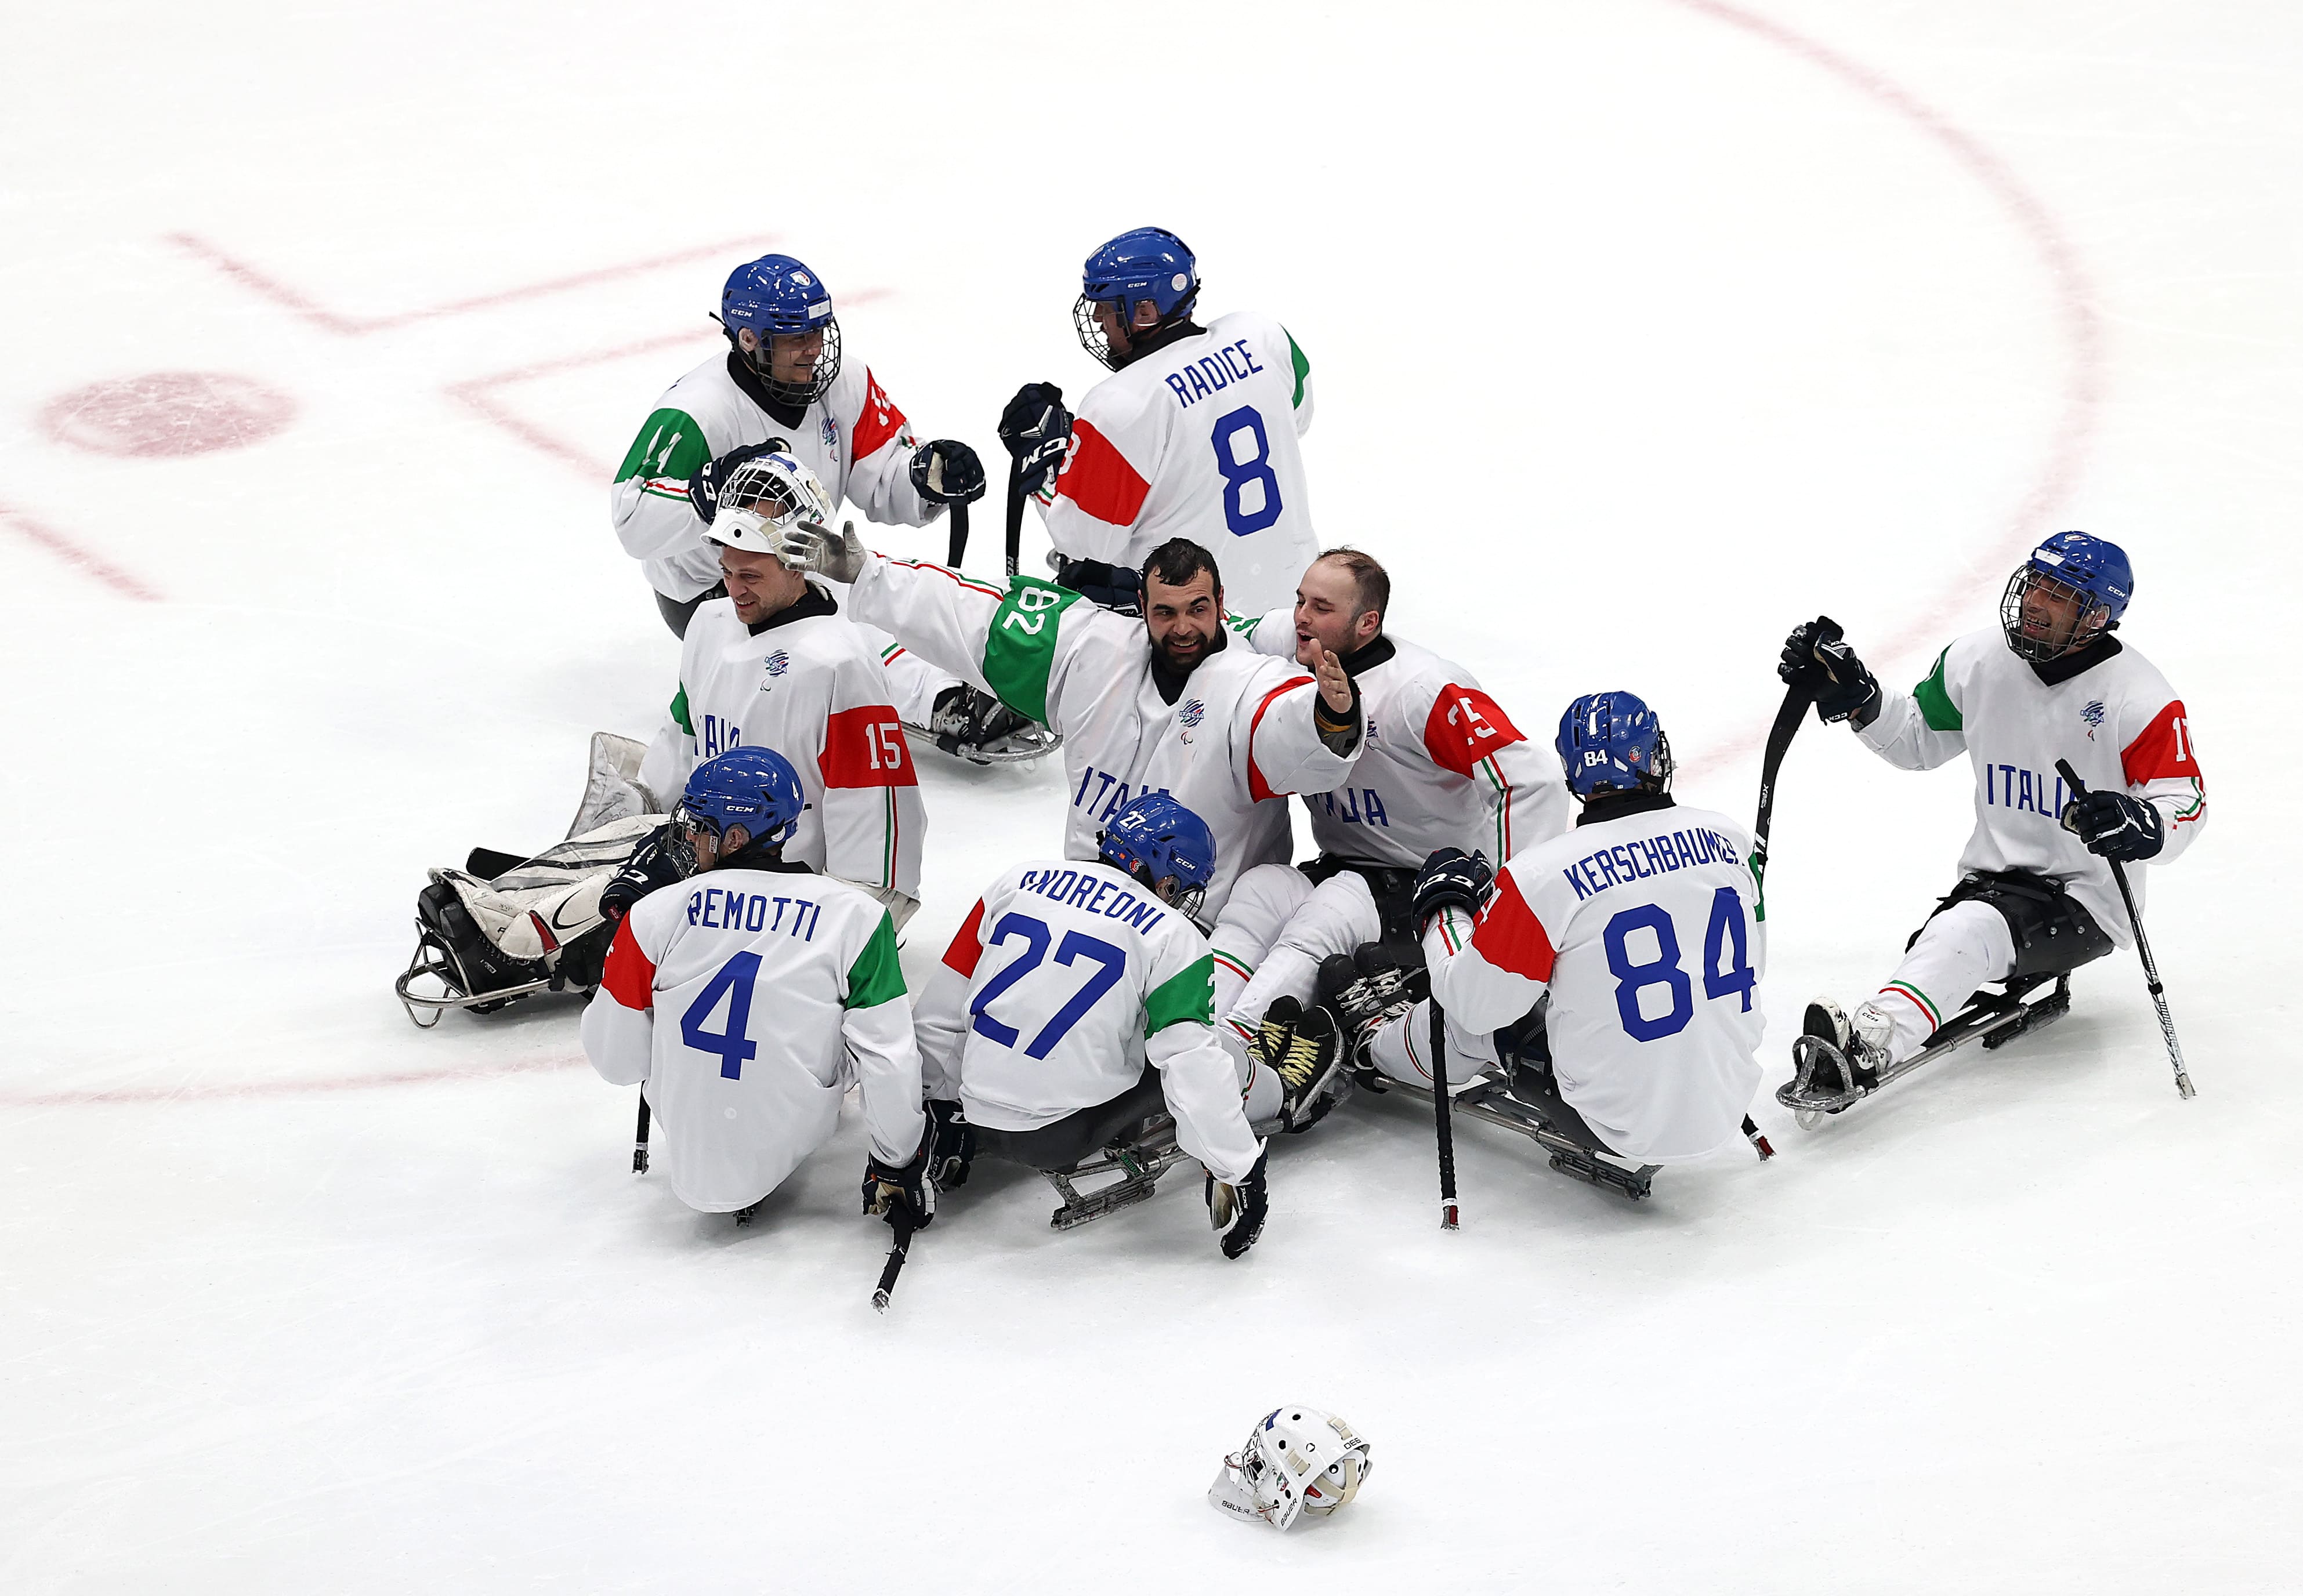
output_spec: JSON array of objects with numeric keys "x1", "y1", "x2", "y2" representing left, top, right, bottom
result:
[{"x1": 1041, "y1": 1141, "x2": 1190, "y2": 1230}]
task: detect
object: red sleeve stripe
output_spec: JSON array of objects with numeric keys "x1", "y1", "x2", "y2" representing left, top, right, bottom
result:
[
  {"x1": 1053, "y1": 418, "x2": 1151, "y2": 525},
  {"x1": 850, "y1": 368, "x2": 909, "y2": 463},
  {"x1": 1420, "y1": 685, "x2": 1527, "y2": 779},
  {"x1": 2120, "y1": 699, "x2": 2201, "y2": 788},
  {"x1": 942, "y1": 898, "x2": 988, "y2": 977},
  {"x1": 1245, "y1": 676, "x2": 1316, "y2": 803},
  {"x1": 600, "y1": 918, "x2": 658, "y2": 1011},
  {"x1": 820, "y1": 703, "x2": 918, "y2": 789},
  {"x1": 885, "y1": 558, "x2": 1007, "y2": 601},
  {"x1": 1469, "y1": 869, "x2": 1556, "y2": 984}
]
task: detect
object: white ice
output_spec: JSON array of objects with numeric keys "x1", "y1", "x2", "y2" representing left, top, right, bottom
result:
[{"x1": 3, "y1": 2, "x2": 2297, "y2": 1590}]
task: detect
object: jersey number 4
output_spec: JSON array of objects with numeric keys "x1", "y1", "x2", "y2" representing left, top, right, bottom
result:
[
  {"x1": 969, "y1": 913, "x2": 1127, "y2": 1060},
  {"x1": 1211, "y1": 405, "x2": 1283, "y2": 537},
  {"x1": 681, "y1": 952, "x2": 762, "y2": 1078},
  {"x1": 1602, "y1": 888, "x2": 1755, "y2": 1043}
]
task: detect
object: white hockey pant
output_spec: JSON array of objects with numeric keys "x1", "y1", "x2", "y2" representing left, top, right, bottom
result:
[
  {"x1": 855, "y1": 621, "x2": 962, "y2": 727},
  {"x1": 1225, "y1": 869, "x2": 1381, "y2": 1039},
  {"x1": 1863, "y1": 900, "x2": 2016, "y2": 1064},
  {"x1": 1207, "y1": 864, "x2": 1316, "y2": 1124},
  {"x1": 1366, "y1": 999, "x2": 1499, "y2": 1089}
]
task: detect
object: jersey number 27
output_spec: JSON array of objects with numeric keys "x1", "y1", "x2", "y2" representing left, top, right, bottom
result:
[{"x1": 969, "y1": 913, "x2": 1128, "y2": 1060}]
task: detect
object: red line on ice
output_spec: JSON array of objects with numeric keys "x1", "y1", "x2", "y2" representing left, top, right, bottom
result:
[
  {"x1": 0, "y1": 500, "x2": 164, "y2": 602},
  {"x1": 1664, "y1": 0, "x2": 2104, "y2": 777},
  {"x1": 0, "y1": 1051, "x2": 589, "y2": 1109},
  {"x1": 169, "y1": 233, "x2": 777, "y2": 335}
]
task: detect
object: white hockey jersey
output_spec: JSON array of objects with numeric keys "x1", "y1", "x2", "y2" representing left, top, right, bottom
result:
[
  {"x1": 638, "y1": 585, "x2": 925, "y2": 904},
  {"x1": 1424, "y1": 798, "x2": 1766, "y2": 1163},
  {"x1": 580, "y1": 867, "x2": 925, "y2": 1213},
  {"x1": 1038, "y1": 312, "x2": 1316, "y2": 616},
  {"x1": 1857, "y1": 629, "x2": 2207, "y2": 942},
  {"x1": 844, "y1": 555, "x2": 1361, "y2": 919},
  {"x1": 611, "y1": 351, "x2": 941, "y2": 601},
  {"x1": 911, "y1": 858, "x2": 1265, "y2": 1184},
  {"x1": 1233, "y1": 609, "x2": 1571, "y2": 868}
]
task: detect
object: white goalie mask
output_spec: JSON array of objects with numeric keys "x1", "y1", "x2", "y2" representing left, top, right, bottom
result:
[
  {"x1": 1208, "y1": 1406, "x2": 1371, "y2": 1530},
  {"x1": 707, "y1": 452, "x2": 835, "y2": 558}
]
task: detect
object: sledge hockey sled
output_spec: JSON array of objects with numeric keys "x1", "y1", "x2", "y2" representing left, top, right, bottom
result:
[
  {"x1": 1356, "y1": 1066, "x2": 1665, "y2": 1201},
  {"x1": 1777, "y1": 971, "x2": 2073, "y2": 1129},
  {"x1": 901, "y1": 717, "x2": 1064, "y2": 767}
]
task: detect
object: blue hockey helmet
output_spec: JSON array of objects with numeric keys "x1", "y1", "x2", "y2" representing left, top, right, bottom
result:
[
  {"x1": 1555, "y1": 691, "x2": 1673, "y2": 800},
  {"x1": 675, "y1": 746, "x2": 806, "y2": 853},
  {"x1": 1075, "y1": 227, "x2": 1199, "y2": 369},
  {"x1": 720, "y1": 253, "x2": 842, "y2": 406},
  {"x1": 1099, "y1": 791, "x2": 1216, "y2": 919},
  {"x1": 2001, "y1": 530, "x2": 2133, "y2": 661}
]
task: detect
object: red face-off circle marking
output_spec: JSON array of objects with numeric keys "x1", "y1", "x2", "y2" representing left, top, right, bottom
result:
[{"x1": 40, "y1": 371, "x2": 296, "y2": 458}]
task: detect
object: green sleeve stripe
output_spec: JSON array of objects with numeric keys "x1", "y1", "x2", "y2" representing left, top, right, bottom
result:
[
  {"x1": 669, "y1": 684, "x2": 693, "y2": 737},
  {"x1": 1750, "y1": 858, "x2": 1768, "y2": 924},
  {"x1": 615, "y1": 408, "x2": 711, "y2": 485},
  {"x1": 1143, "y1": 953, "x2": 1214, "y2": 1036},
  {"x1": 845, "y1": 913, "x2": 907, "y2": 1009},
  {"x1": 979, "y1": 576, "x2": 1082, "y2": 726},
  {"x1": 1285, "y1": 330, "x2": 1310, "y2": 408},
  {"x1": 1912, "y1": 646, "x2": 1962, "y2": 732}
]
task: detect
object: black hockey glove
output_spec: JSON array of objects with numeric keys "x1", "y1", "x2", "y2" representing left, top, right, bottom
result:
[
  {"x1": 908, "y1": 439, "x2": 987, "y2": 505},
  {"x1": 1207, "y1": 1148, "x2": 1269, "y2": 1260},
  {"x1": 1050, "y1": 554, "x2": 1143, "y2": 612},
  {"x1": 1779, "y1": 616, "x2": 1881, "y2": 727},
  {"x1": 922, "y1": 1099, "x2": 976, "y2": 1191},
  {"x1": 863, "y1": 1138, "x2": 938, "y2": 1231},
  {"x1": 2062, "y1": 788, "x2": 2166, "y2": 862},
  {"x1": 997, "y1": 382, "x2": 1073, "y2": 495},
  {"x1": 1411, "y1": 847, "x2": 1495, "y2": 933},
  {"x1": 599, "y1": 825, "x2": 697, "y2": 924},
  {"x1": 686, "y1": 438, "x2": 787, "y2": 524}
]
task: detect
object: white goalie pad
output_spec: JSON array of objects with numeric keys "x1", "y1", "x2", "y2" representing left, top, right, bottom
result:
[
  {"x1": 568, "y1": 732, "x2": 658, "y2": 838},
  {"x1": 444, "y1": 815, "x2": 663, "y2": 960}
]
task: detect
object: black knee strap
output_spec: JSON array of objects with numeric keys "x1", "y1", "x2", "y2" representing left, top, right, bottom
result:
[{"x1": 1915, "y1": 869, "x2": 2115, "y2": 980}]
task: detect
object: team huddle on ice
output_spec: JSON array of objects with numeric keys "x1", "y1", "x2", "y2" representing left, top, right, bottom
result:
[{"x1": 397, "y1": 228, "x2": 2209, "y2": 1281}]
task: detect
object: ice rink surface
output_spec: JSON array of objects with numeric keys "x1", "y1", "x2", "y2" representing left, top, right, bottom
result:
[{"x1": 3, "y1": 1, "x2": 2298, "y2": 1588}]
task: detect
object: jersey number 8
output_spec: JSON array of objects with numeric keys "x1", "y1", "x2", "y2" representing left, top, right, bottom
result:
[
  {"x1": 1602, "y1": 887, "x2": 1755, "y2": 1043},
  {"x1": 1210, "y1": 405, "x2": 1283, "y2": 537}
]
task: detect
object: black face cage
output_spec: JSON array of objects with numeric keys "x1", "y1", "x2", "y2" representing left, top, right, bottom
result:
[
  {"x1": 1073, "y1": 292, "x2": 1196, "y2": 371},
  {"x1": 2000, "y1": 567, "x2": 2109, "y2": 662},
  {"x1": 737, "y1": 317, "x2": 843, "y2": 408},
  {"x1": 1074, "y1": 295, "x2": 1123, "y2": 369}
]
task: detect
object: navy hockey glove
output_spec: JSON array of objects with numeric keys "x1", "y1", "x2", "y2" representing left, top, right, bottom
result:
[
  {"x1": 686, "y1": 439, "x2": 787, "y2": 524},
  {"x1": 599, "y1": 826, "x2": 696, "y2": 924},
  {"x1": 863, "y1": 1138, "x2": 938, "y2": 1230},
  {"x1": 908, "y1": 439, "x2": 986, "y2": 505},
  {"x1": 1411, "y1": 847, "x2": 1495, "y2": 933},
  {"x1": 1779, "y1": 616, "x2": 1881, "y2": 727},
  {"x1": 1207, "y1": 1149, "x2": 1269, "y2": 1260},
  {"x1": 2062, "y1": 788, "x2": 2166, "y2": 862},
  {"x1": 922, "y1": 1100, "x2": 975, "y2": 1192},
  {"x1": 1051, "y1": 554, "x2": 1143, "y2": 612},
  {"x1": 997, "y1": 382, "x2": 1073, "y2": 495}
]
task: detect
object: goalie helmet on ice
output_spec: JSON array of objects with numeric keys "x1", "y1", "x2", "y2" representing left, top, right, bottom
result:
[{"x1": 1207, "y1": 1405, "x2": 1371, "y2": 1530}]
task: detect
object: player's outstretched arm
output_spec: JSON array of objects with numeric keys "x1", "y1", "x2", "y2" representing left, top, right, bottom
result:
[
  {"x1": 1852, "y1": 644, "x2": 1970, "y2": 771},
  {"x1": 1151, "y1": 1024, "x2": 1268, "y2": 1187},
  {"x1": 1237, "y1": 650, "x2": 1363, "y2": 800}
]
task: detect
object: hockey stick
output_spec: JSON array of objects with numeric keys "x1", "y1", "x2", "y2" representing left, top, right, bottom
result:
[
  {"x1": 1751, "y1": 683, "x2": 1811, "y2": 877},
  {"x1": 1003, "y1": 455, "x2": 1026, "y2": 580},
  {"x1": 871, "y1": 1207, "x2": 917, "y2": 1314},
  {"x1": 945, "y1": 498, "x2": 969, "y2": 568},
  {"x1": 1430, "y1": 998, "x2": 1461, "y2": 1229},
  {"x1": 2055, "y1": 759, "x2": 2196, "y2": 1100},
  {"x1": 633, "y1": 1091, "x2": 651, "y2": 1174}
]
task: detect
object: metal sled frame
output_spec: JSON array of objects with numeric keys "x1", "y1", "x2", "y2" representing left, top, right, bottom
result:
[
  {"x1": 1358, "y1": 1071, "x2": 1663, "y2": 1201},
  {"x1": 901, "y1": 720, "x2": 1064, "y2": 767},
  {"x1": 1025, "y1": 1112, "x2": 1285, "y2": 1231},
  {"x1": 1778, "y1": 972, "x2": 2073, "y2": 1129},
  {"x1": 394, "y1": 919, "x2": 553, "y2": 1028}
]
